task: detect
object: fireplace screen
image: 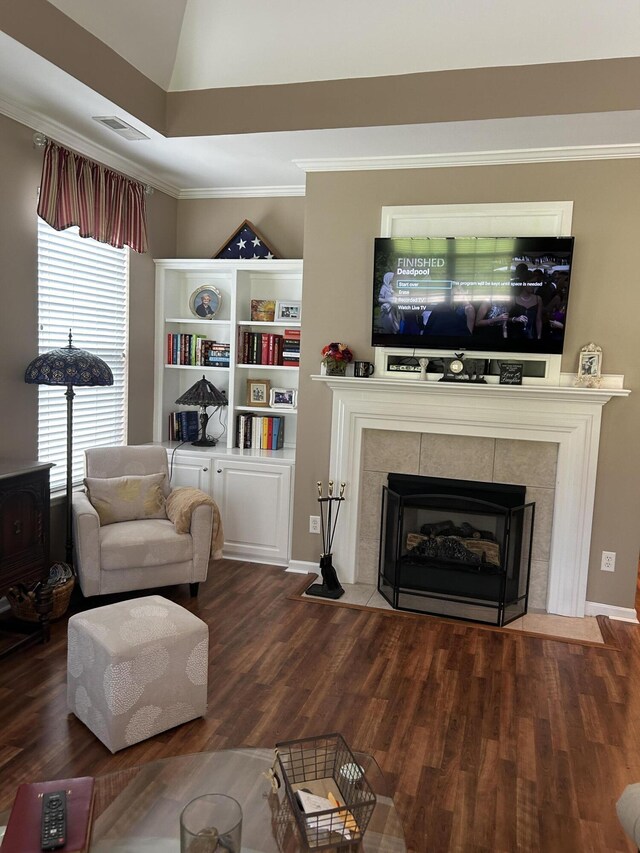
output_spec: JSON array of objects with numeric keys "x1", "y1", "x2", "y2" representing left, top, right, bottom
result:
[{"x1": 378, "y1": 474, "x2": 535, "y2": 626}]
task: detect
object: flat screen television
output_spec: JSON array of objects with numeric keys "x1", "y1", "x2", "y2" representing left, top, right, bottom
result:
[{"x1": 372, "y1": 236, "x2": 575, "y2": 355}]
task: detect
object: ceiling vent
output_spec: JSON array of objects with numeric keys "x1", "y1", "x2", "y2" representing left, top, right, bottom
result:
[{"x1": 93, "y1": 116, "x2": 149, "y2": 141}]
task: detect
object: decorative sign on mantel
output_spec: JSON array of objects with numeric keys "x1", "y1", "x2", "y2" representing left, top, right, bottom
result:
[{"x1": 499, "y1": 362, "x2": 524, "y2": 385}]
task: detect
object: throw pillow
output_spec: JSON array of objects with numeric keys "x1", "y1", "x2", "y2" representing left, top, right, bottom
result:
[{"x1": 84, "y1": 473, "x2": 168, "y2": 526}]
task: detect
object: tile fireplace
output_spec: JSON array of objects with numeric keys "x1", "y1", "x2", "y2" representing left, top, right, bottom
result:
[{"x1": 312, "y1": 374, "x2": 627, "y2": 617}]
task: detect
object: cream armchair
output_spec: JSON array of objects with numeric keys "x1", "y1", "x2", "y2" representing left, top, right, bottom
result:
[{"x1": 72, "y1": 446, "x2": 214, "y2": 597}]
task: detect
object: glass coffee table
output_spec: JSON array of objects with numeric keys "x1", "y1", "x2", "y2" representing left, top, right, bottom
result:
[{"x1": 65, "y1": 748, "x2": 405, "y2": 852}]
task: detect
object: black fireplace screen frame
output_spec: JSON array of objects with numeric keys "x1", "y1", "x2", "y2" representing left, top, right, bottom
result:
[{"x1": 377, "y1": 478, "x2": 535, "y2": 626}]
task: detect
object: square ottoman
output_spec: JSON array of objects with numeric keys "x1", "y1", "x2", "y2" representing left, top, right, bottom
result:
[{"x1": 67, "y1": 595, "x2": 208, "y2": 752}]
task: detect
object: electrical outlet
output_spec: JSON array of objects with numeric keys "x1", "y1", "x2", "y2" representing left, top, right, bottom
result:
[
  {"x1": 309, "y1": 515, "x2": 321, "y2": 534},
  {"x1": 601, "y1": 550, "x2": 616, "y2": 572}
]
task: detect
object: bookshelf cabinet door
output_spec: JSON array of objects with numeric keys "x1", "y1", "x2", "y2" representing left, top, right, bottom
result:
[
  {"x1": 169, "y1": 452, "x2": 212, "y2": 492},
  {"x1": 212, "y1": 459, "x2": 291, "y2": 565}
]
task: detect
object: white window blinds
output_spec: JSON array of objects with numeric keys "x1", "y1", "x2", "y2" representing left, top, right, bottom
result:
[{"x1": 37, "y1": 218, "x2": 129, "y2": 492}]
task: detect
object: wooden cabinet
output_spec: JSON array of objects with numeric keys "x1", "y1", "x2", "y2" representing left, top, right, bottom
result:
[
  {"x1": 168, "y1": 452, "x2": 212, "y2": 492},
  {"x1": 155, "y1": 260, "x2": 302, "y2": 568},
  {"x1": 167, "y1": 446, "x2": 294, "y2": 566},
  {"x1": 0, "y1": 460, "x2": 54, "y2": 655},
  {"x1": 212, "y1": 457, "x2": 292, "y2": 565}
]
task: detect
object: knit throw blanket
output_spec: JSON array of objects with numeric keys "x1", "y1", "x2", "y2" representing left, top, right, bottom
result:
[{"x1": 165, "y1": 487, "x2": 224, "y2": 560}]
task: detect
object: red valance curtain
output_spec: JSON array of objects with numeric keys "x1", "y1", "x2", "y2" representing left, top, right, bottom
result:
[{"x1": 37, "y1": 141, "x2": 148, "y2": 253}]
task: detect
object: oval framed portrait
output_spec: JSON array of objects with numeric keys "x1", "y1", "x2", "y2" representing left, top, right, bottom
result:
[{"x1": 189, "y1": 285, "x2": 221, "y2": 319}]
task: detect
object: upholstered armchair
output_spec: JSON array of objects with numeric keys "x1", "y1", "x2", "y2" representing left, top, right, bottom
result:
[{"x1": 72, "y1": 446, "x2": 215, "y2": 597}]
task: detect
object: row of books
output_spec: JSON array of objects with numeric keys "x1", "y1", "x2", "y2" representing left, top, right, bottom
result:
[
  {"x1": 236, "y1": 413, "x2": 285, "y2": 450},
  {"x1": 167, "y1": 334, "x2": 230, "y2": 367},
  {"x1": 169, "y1": 410, "x2": 199, "y2": 441},
  {"x1": 238, "y1": 328, "x2": 300, "y2": 367}
]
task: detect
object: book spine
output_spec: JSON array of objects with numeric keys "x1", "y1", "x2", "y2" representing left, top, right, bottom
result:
[
  {"x1": 267, "y1": 416, "x2": 274, "y2": 450},
  {"x1": 262, "y1": 417, "x2": 269, "y2": 450},
  {"x1": 236, "y1": 414, "x2": 247, "y2": 447},
  {"x1": 248, "y1": 333, "x2": 257, "y2": 364},
  {"x1": 277, "y1": 416, "x2": 285, "y2": 449},
  {"x1": 261, "y1": 334, "x2": 269, "y2": 365}
]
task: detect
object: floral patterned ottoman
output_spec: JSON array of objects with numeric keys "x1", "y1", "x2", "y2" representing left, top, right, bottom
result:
[{"x1": 67, "y1": 595, "x2": 208, "y2": 752}]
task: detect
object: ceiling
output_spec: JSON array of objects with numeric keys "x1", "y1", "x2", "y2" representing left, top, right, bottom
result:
[{"x1": 1, "y1": 1, "x2": 639, "y2": 197}]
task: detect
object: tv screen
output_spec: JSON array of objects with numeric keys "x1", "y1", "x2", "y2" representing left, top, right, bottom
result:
[{"x1": 372, "y1": 236, "x2": 575, "y2": 355}]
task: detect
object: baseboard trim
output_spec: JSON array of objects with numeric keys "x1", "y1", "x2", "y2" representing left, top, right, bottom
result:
[
  {"x1": 286, "y1": 560, "x2": 317, "y2": 574},
  {"x1": 585, "y1": 600, "x2": 639, "y2": 623}
]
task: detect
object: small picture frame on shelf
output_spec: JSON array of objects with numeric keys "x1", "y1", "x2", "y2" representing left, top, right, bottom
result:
[
  {"x1": 247, "y1": 378, "x2": 271, "y2": 407},
  {"x1": 189, "y1": 285, "x2": 221, "y2": 319},
  {"x1": 275, "y1": 300, "x2": 301, "y2": 322},
  {"x1": 250, "y1": 299, "x2": 276, "y2": 322},
  {"x1": 575, "y1": 343, "x2": 603, "y2": 387},
  {"x1": 269, "y1": 388, "x2": 297, "y2": 409}
]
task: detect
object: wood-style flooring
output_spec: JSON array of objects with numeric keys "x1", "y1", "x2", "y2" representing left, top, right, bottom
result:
[{"x1": 1, "y1": 560, "x2": 639, "y2": 852}]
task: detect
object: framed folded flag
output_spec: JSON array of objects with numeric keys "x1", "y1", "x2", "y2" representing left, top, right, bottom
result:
[{"x1": 213, "y1": 219, "x2": 278, "y2": 259}]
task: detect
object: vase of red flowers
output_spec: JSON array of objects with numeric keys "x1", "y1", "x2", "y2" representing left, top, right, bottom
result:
[{"x1": 321, "y1": 342, "x2": 353, "y2": 376}]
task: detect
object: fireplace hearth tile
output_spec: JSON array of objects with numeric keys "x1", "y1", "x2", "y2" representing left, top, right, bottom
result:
[
  {"x1": 356, "y1": 537, "x2": 379, "y2": 585},
  {"x1": 493, "y1": 439, "x2": 558, "y2": 488},
  {"x1": 297, "y1": 583, "x2": 604, "y2": 643},
  {"x1": 518, "y1": 613, "x2": 604, "y2": 643},
  {"x1": 362, "y1": 429, "x2": 420, "y2": 474},
  {"x1": 528, "y1": 560, "x2": 550, "y2": 610},
  {"x1": 418, "y1": 433, "x2": 495, "y2": 482},
  {"x1": 358, "y1": 470, "x2": 387, "y2": 541},
  {"x1": 366, "y1": 590, "x2": 394, "y2": 610}
]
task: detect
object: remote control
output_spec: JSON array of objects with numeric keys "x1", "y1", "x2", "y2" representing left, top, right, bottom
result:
[{"x1": 40, "y1": 790, "x2": 66, "y2": 850}]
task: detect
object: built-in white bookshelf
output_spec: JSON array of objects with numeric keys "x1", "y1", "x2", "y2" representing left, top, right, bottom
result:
[{"x1": 154, "y1": 259, "x2": 303, "y2": 453}]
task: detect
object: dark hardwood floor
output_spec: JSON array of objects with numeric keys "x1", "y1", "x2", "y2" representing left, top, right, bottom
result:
[{"x1": 1, "y1": 560, "x2": 639, "y2": 852}]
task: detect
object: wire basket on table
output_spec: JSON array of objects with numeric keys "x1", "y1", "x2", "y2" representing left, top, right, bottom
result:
[{"x1": 275, "y1": 733, "x2": 376, "y2": 850}]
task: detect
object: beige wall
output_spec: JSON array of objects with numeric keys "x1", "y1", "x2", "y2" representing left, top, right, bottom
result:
[
  {"x1": 294, "y1": 161, "x2": 640, "y2": 609},
  {"x1": 0, "y1": 114, "x2": 41, "y2": 458},
  {"x1": 176, "y1": 197, "x2": 304, "y2": 259},
  {"x1": 0, "y1": 113, "x2": 177, "y2": 560}
]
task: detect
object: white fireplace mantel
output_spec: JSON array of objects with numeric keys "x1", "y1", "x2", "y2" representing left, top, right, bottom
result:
[{"x1": 312, "y1": 375, "x2": 630, "y2": 617}]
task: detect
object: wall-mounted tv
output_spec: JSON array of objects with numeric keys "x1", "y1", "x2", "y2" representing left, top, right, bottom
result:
[{"x1": 372, "y1": 236, "x2": 575, "y2": 355}]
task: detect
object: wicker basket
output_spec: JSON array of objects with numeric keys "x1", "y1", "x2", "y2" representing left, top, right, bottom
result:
[{"x1": 7, "y1": 576, "x2": 75, "y2": 622}]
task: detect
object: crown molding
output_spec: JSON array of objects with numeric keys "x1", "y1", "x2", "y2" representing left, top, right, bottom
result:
[
  {"x1": 178, "y1": 185, "x2": 306, "y2": 199},
  {"x1": 294, "y1": 143, "x2": 640, "y2": 173},
  {"x1": 0, "y1": 94, "x2": 181, "y2": 197}
]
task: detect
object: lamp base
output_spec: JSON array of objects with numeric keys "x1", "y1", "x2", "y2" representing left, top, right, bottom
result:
[{"x1": 191, "y1": 438, "x2": 217, "y2": 446}]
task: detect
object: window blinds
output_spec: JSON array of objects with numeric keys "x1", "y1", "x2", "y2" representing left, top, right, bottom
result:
[{"x1": 37, "y1": 218, "x2": 129, "y2": 492}]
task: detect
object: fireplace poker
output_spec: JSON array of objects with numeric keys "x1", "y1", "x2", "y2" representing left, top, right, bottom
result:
[
  {"x1": 328, "y1": 482, "x2": 346, "y2": 553},
  {"x1": 326, "y1": 482, "x2": 334, "y2": 555},
  {"x1": 317, "y1": 481, "x2": 327, "y2": 554}
]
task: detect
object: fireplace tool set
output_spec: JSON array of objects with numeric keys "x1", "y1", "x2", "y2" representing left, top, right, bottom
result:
[{"x1": 305, "y1": 480, "x2": 346, "y2": 599}]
